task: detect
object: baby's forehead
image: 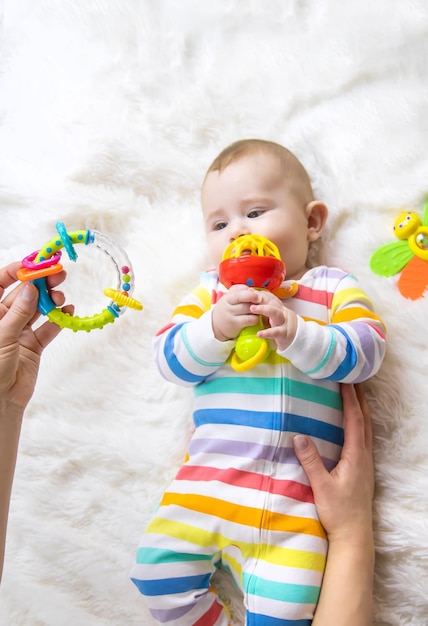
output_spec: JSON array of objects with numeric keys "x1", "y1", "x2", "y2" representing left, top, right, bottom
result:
[
  {"x1": 202, "y1": 149, "x2": 312, "y2": 201},
  {"x1": 243, "y1": 149, "x2": 313, "y2": 198},
  {"x1": 202, "y1": 143, "x2": 314, "y2": 209},
  {"x1": 206, "y1": 150, "x2": 291, "y2": 181},
  {"x1": 231, "y1": 149, "x2": 306, "y2": 181}
]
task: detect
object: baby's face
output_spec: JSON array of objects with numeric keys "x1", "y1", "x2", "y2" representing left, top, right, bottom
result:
[{"x1": 201, "y1": 153, "x2": 313, "y2": 280}]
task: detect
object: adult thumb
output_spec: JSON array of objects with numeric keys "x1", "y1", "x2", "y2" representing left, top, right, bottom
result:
[
  {"x1": 293, "y1": 435, "x2": 327, "y2": 485},
  {"x1": 2, "y1": 283, "x2": 39, "y2": 338}
]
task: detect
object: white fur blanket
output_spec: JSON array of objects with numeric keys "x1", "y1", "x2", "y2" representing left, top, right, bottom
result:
[{"x1": 1, "y1": 2, "x2": 428, "y2": 624}]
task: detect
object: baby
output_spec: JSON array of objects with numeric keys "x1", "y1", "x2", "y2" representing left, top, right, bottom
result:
[{"x1": 131, "y1": 139, "x2": 386, "y2": 625}]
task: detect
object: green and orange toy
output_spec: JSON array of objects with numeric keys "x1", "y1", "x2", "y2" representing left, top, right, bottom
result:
[{"x1": 370, "y1": 201, "x2": 428, "y2": 300}]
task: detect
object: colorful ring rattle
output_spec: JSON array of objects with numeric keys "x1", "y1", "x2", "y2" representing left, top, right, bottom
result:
[{"x1": 18, "y1": 221, "x2": 143, "y2": 332}]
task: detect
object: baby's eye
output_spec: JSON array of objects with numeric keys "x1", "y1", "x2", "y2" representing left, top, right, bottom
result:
[
  {"x1": 248, "y1": 209, "x2": 264, "y2": 219},
  {"x1": 213, "y1": 221, "x2": 227, "y2": 231}
]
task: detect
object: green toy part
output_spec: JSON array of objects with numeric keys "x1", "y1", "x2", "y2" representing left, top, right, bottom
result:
[
  {"x1": 47, "y1": 307, "x2": 117, "y2": 332},
  {"x1": 369, "y1": 239, "x2": 414, "y2": 277}
]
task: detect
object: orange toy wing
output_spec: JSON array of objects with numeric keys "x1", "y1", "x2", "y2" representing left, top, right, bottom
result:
[{"x1": 397, "y1": 255, "x2": 428, "y2": 300}]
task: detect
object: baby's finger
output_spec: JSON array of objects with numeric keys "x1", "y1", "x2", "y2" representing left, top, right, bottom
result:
[
  {"x1": 252, "y1": 302, "x2": 284, "y2": 324},
  {"x1": 228, "y1": 284, "x2": 261, "y2": 304}
]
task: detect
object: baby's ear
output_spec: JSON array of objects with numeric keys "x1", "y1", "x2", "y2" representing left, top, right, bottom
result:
[{"x1": 306, "y1": 201, "x2": 328, "y2": 242}]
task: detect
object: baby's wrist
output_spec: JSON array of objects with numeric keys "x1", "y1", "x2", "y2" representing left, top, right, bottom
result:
[
  {"x1": 214, "y1": 328, "x2": 232, "y2": 342},
  {"x1": 211, "y1": 309, "x2": 228, "y2": 342},
  {"x1": 211, "y1": 317, "x2": 236, "y2": 342}
]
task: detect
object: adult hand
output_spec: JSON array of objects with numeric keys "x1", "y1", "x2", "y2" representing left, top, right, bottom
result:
[
  {"x1": 0, "y1": 261, "x2": 71, "y2": 580},
  {"x1": 294, "y1": 384, "x2": 375, "y2": 626},
  {"x1": 0, "y1": 262, "x2": 70, "y2": 412},
  {"x1": 293, "y1": 383, "x2": 374, "y2": 543}
]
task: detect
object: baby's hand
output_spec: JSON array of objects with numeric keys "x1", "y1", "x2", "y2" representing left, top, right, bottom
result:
[
  {"x1": 250, "y1": 291, "x2": 298, "y2": 352},
  {"x1": 212, "y1": 285, "x2": 262, "y2": 342}
]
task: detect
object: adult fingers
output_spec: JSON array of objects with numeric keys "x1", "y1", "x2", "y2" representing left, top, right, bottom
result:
[
  {"x1": 0, "y1": 264, "x2": 66, "y2": 300},
  {"x1": 340, "y1": 384, "x2": 366, "y2": 453},
  {"x1": 0, "y1": 283, "x2": 39, "y2": 344},
  {"x1": 34, "y1": 304, "x2": 74, "y2": 349},
  {"x1": 293, "y1": 434, "x2": 329, "y2": 490},
  {"x1": 45, "y1": 270, "x2": 67, "y2": 290},
  {"x1": 26, "y1": 288, "x2": 66, "y2": 329},
  {"x1": 355, "y1": 383, "x2": 373, "y2": 450},
  {"x1": 1, "y1": 270, "x2": 67, "y2": 313},
  {"x1": 0, "y1": 262, "x2": 22, "y2": 296}
]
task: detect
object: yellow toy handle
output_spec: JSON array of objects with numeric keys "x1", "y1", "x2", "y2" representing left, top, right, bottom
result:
[
  {"x1": 229, "y1": 317, "x2": 271, "y2": 372},
  {"x1": 230, "y1": 338, "x2": 269, "y2": 372}
]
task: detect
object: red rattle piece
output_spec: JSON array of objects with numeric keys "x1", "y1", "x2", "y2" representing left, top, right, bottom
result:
[{"x1": 219, "y1": 234, "x2": 286, "y2": 372}]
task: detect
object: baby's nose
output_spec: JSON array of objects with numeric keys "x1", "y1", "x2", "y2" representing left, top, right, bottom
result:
[{"x1": 230, "y1": 220, "x2": 251, "y2": 241}]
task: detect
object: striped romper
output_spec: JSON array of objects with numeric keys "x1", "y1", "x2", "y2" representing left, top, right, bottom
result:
[{"x1": 131, "y1": 265, "x2": 386, "y2": 625}]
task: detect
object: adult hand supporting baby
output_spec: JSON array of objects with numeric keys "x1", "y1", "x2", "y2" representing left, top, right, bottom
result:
[
  {"x1": 0, "y1": 262, "x2": 70, "y2": 581},
  {"x1": 293, "y1": 383, "x2": 375, "y2": 626}
]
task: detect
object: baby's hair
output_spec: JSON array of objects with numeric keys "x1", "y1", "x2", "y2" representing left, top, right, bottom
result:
[{"x1": 204, "y1": 139, "x2": 314, "y2": 204}]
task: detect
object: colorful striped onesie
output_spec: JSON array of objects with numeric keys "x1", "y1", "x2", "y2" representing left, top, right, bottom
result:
[{"x1": 131, "y1": 265, "x2": 386, "y2": 625}]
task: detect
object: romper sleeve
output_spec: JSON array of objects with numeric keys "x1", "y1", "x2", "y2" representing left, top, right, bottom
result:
[
  {"x1": 153, "y1": 272, "x2": 235, "y2": 387},
  {"x1": 277, "y1": 273, "x2": 387, "y2": 383}
]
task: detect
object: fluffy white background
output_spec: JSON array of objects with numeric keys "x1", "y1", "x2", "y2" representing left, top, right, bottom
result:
[{"x1": 1, "y1": 1, "x2": 428, "y2": 624}]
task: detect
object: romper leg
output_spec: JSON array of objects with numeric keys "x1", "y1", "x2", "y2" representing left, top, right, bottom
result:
[
  {"x1": 240, "y1": 531, "x2": 325, "y2": 626},
  {"x1": 131, "y1": 521, "x2": 230, "y2": 625}
]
